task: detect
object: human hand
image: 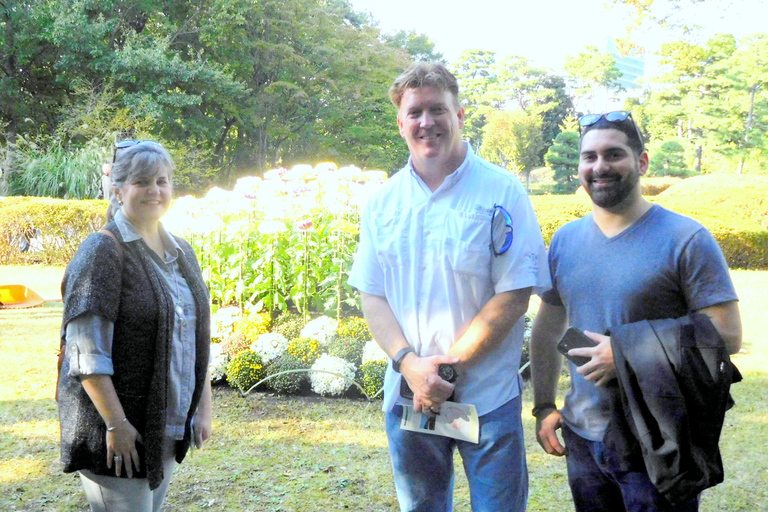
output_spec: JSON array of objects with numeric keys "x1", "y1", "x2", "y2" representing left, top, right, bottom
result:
[
  {"x1": 573, "y1": 331, "x2": 615, "y2": 386},
  {"x1": 106, "y1": 420, "x2": 143, "y2": 478},
  {"x1": 193, "y1": 409, "x2": 212, "y2": 449},
  {"x1": 401, "y1": 354, "x2": 458, "y2": 414},
  {"x1": 536, "y1": 409, "x2": 566, "y2": 456}
]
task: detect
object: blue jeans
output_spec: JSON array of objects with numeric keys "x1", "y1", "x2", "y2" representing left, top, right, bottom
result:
[
  {"x1": 385, "y1": 396, "x2": 527, "y2": 512},
  {"x1": 562, "y1": 425, "x2": 699, "y2": 512}
]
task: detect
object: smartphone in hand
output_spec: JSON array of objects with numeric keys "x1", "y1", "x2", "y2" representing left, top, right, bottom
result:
[{"x1": 557, "y1": 328, "x2": 598, "y2": 367}]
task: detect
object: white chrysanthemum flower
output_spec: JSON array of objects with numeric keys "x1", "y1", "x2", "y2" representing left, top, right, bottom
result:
[
  {"x1": 209, "y1": 343, "x2": 230, "y2": 383},
  {"x1": 250, "y1": 332, "x2": 289, "y2": 363},
  {"x1": 310, "y1": 354, "x2": 356, "y2": 396},
  {"x1": 300, "y1": 316, "x2": 338, "y2": 347},
  {"x1": 187, "y1": 214, "x2": 226, "y2": 236},
  {"x1": 362, "y1": 340, "x2": 388, "y2": 365}
]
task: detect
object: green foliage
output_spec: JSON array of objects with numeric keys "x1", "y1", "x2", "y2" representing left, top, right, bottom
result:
[
  {"x1": 273, "y1": 312, "x2": 305, "y2": 340},
  {"x1": 225, "y1": 350, "x2": 267, "y2": 392},
  {"x1": 336, "y1": 316, "x2": 372, "y2": 342},
  {"x1": 233, "y1": 312, "x2": 271, "y2": 343},
  {"x1": 479, "y1": 109, "x2": 544, "y2": 188},
  {"x1": 265, "y1": 354, "x2": 308, "y2": 394},
  {"x1": 287, "y1": 337, "x2": 321, "y2": 365},
  {"x1": 649, "y1": 140, "x2": 690, "y2": 177},
  {"x1": 563, "y1": 46, "x2": 624, "y2": 111},
  {"x1": 360, "y1": 360, "x2": 387, "y2": 398},
  {"x1": 328, "y1": 336, "x2": 366, "y2": 367},
  {"x1": 0, "y1": 197, "x2": 106, "y2": 265},
  {"x1": 189, "y1": 207, "x2": 360, "y2": 318},
  {"x1": 11, "y1": 138, "x2": 106, "y2": 199},
  {"x1": 545, "y1": 131, "x2": 581, "y2": 193}
]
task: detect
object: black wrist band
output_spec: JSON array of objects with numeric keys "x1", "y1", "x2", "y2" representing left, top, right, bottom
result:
[
  {"x1": 392, "y1": 347, "x2": 414, "y2": 373},
  {"x1": 531, "y1": 402, "x2": 557, "y2": 418}
]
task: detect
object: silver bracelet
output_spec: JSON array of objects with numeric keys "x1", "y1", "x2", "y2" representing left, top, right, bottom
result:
[{"x1": 106, "y1": 417, "x2": 128, "y2": 432}]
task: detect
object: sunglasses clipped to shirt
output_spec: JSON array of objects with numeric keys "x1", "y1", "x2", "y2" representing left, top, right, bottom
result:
[
  {"x1": 112, "y1": 140, "x2": 158, "y2": 163},
  {"x1": 578, "y1": 111, "x2": 644, "y2": 146},
  {"x1": 490, "y1": 204, "x2": 513, "y2": 256}
]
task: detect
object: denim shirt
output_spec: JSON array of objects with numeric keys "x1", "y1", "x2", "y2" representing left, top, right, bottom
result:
[{"x1": 66, "y1": 210, "x2": 198, "y2": 439}]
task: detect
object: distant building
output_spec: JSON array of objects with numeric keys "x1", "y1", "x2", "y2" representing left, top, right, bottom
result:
[{"x1": 607, "y1": 38, "x2": 645, "y2": 90}]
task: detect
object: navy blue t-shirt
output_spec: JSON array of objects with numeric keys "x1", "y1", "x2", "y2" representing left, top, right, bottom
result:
[{"x1": 542, "y1": 204, "x2": 738, "y2": 440}]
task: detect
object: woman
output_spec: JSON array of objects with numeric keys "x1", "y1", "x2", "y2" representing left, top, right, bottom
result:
[{"x1": 58, "y1": 140, "x2": 212, "y2": 512}]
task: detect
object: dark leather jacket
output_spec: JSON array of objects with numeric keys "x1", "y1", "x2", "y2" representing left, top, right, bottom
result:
[{"x1": 606, "y1": 313, "x2": 741, "y2": 507}]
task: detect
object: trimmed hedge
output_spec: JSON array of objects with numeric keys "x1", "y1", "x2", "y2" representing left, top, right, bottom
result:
[
  {"x1": 0, "y1": 197, "x2": 107, "y2": 265},
  {"x1": 3, "y1": 176, "x2": 766, "y2": 270}
]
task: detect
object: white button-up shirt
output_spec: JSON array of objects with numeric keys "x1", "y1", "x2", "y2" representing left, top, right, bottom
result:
[{"x1": 349, "y1": 143, "x2": 550, "y2": 415}]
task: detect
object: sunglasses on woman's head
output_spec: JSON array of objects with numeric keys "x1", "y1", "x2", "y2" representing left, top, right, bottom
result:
[{"x1": 112, "y1": 140, "x2": 157, "y2": 163}]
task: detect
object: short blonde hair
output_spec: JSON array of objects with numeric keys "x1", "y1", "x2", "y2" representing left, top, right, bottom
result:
[{"x1": 389, "y1": 62, "x2": 460, "y2": 109}]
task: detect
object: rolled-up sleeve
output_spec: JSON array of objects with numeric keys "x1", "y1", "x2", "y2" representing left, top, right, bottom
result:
[{"x1": 66, "y1": 313, "x2": 115, "y2": 377}]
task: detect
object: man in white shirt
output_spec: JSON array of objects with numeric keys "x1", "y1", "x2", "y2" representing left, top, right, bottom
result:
[{"x1": 348, "y1": 62, "x2": 550, "y2": 512}]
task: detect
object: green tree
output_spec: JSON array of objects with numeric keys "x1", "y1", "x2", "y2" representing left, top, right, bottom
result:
[
  {"x1": 382, "y1": 29, "x2": 444, "y2": 63},
  {"x1": 479, "y1": 109, "x2": 543, "y2": 189},
  {"x1": 451, "y1": 49, "x2": 497, "y2": 147},
  {"x1": 648, "y1": 140, "x2": 689, "y2": 176},
  {"x1": 563, "y1": 46, "x2": 624, "y2": 112},
  {"x1": 545, "y1": 130, "x2": 581, "y2": 193}
]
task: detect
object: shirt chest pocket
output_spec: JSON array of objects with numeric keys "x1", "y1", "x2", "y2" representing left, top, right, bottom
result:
[
  {"x1": 373, "y1": 211, "x2": 407, "y2": 267},
  {"x1": 445, "y1": 210, "x2": 491, "y2": 277}
]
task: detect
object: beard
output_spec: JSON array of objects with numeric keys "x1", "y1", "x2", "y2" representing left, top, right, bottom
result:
[{"x1": 583, "y1": 165, "x2": 641, "y2": 209}]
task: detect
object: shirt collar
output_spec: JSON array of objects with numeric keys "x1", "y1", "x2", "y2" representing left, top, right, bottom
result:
[
  {"x1": 407, "y1": 141, "x2": 473, "y2": 192},
  {"x1": 113, "y1": 209, "x2": 185, "y2": 257}
]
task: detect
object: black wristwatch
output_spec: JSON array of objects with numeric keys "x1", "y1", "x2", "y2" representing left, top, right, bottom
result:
[{"x1": 392, "y1": 347, "x2": 414, "y2": 373}]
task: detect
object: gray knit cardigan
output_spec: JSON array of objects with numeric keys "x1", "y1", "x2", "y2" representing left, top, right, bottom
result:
[{"x1": 57, "y1": 223, "x2": 210, "y2": 490}]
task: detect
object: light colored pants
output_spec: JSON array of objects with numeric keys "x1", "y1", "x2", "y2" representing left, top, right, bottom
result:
[{"x1": 79, "y1": 437, "x2": 178, "y2": 512}]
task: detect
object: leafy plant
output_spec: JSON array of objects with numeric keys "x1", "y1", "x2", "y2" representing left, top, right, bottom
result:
[
  {"x1": 225, "y1": 350, "x2": 267, "y2": 392},
  {"x1": 287, "y1": 337, "x2": 322, "y2": 365},
  {"x1": 360, "y1": 360, "x2": 387, "y2": 399},
  {"x1": 266, "y1": 354, "x2": 308, "y2": 394},
  {"x1": 328, "y1": 335, "x2": 366, "y2": 367}
]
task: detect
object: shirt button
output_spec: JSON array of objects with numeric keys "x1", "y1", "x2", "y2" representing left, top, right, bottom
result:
[{"x1": 176, "y1": 306, "x2": 183, "y2": 315}]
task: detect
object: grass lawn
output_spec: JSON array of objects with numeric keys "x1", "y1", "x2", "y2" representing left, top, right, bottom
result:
[{"x1": 0, "y1": 266, "x2": 766, "y2": 511}]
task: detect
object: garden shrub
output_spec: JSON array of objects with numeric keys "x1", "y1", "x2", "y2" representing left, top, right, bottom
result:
[
  {"x1": 272, "y1": 312, "x2": 304, "y2": 340},
  {"x1": 337, "y1": 316, "x2": 372, "y2": 342},
  {"x1": 640, "y1": 176, "x2": 683, "y2": 196},
  {"x1": 310, "y1": 354, "x2": 356, "y2": 396},
  {"x1": 529, "y1": 195, "x2": 592, "y2": 245},
  {"x1": 226, "y1": 350, "x2": 267, "y2": 392},
  {"x1": 287, "y1": 337, "x2": 321, "y2": 365},
  {"x1": 266, "y1": 354, "x2": 308, "y2": 394},
  {"x1": 250, "y1": 332, "x2": 289, "y2": 362},
  {"x1": 360, "y1": 360, "x2": 387, "y2": 398},
  {"x1": 328, "y1": 335, "x2": 366, "y2": 367},
  {"x1": 234, "y1": 312, "x2": 271, "y2": 342},
  {"x1": 0, "y1": 197, "x2": 107, "y2": 264},
  {"x1": 220, "y1": 332, "x2": 250, "y2": 358}
]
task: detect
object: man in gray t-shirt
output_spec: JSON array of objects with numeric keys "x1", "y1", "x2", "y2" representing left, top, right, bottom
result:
[{"x1": 529, "y1": 111, "x2": 742, "y2": 512}]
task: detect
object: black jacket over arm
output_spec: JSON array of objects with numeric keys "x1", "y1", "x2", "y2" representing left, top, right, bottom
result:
[{"x1": 605, "y1": 313, "x2": 741, "y2": 507}]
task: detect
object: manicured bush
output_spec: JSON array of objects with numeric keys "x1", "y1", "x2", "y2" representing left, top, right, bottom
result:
[
  {"x1": 360, "y1": 360, "x2": 387, "y2": 398},
  {"x1": 0, "y1": 197, "x2": 107, "y2": 264},
  {"x1": 225, "y1": 350, "x2": 267, "y2": 392},
  {"x1": 272, "y1": 312, "x2": 304, "y2": 340},
  {"x1": 266, "y1": 354, "x2": 308, "y2": 394},
  {"x1": 640, "y1": 176, "x2": 683, "y2": 196},
  {"x1": 234, "y1": 312, "x2": 271, "y2": 343},
  {"x1": 250, "y1": 332, "x2": 289, "y2": 363},
  {"x1": 328, "y1": 335, "x2": 366, "y2": 367},
  {"x1": 220, "y1": 332, "x2": 250, "y2": 358},
  {"x1": 286, "y1": 337, "x2": 321, "y2": 365},
  {"x1": 529, "y1": 195, "x2": 592, "y2": 245},
  {"x1": 336, "y1": 316, "x2": 372, "y2": 342},
  {"x1": 310, "y1": 354, "x2": 356, "y2": 396}
]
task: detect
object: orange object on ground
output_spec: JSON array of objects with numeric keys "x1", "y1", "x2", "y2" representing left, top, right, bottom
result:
[{"x1": 0, "y1": 284, "x2": 47, "y2": 308}]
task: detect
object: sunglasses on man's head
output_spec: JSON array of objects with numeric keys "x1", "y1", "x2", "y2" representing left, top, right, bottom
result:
[
  {"x1": 112, "y1": 140, "x2": 157, "y2": 163},
  {"x1": 578, "y1": 111, "x2": 644, "y2": 147}
]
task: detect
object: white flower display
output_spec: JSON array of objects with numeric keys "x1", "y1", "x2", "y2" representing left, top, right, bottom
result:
[
  {"x1": 310, "y1": 354, "x2": 356, "y2": 396},
  {"x1": 258, "y1": 220, "x2": 288, "y2": 235},
  {"x1": 362, "y1": 340, "x2": 388, "y2": 364},
  {"x1": 211, "y1": 306, "x2": 241, "y2": 339},
  {"x1": 300, "y1": 316, "x2": 338, "y2": 347},
  {"x1": 250, "y1": 332, "x2": 289, "y2": 363},
  {"x1": 209, "y1": 343, "x2": 230, "y2": 383}
]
